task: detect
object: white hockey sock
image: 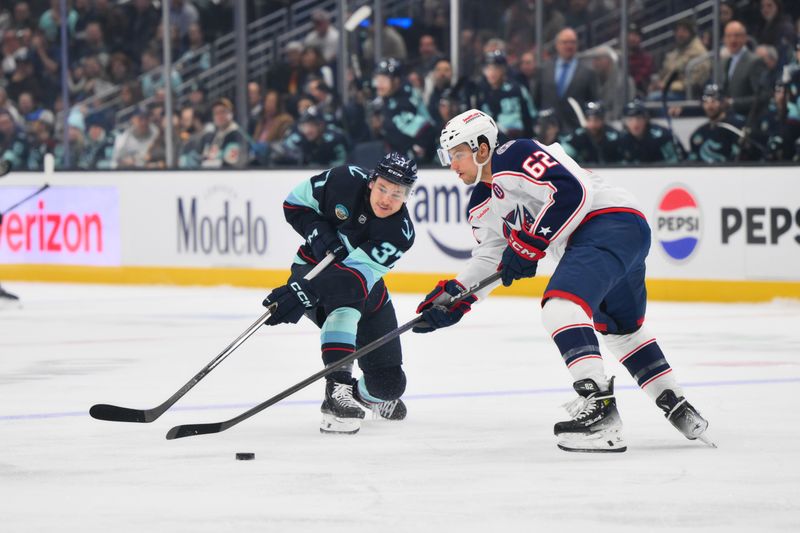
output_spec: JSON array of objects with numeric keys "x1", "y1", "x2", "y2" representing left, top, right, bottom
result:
[
  {"x1": 541, "y1": 298, "x2": 608, "y2": 389},
  {"x1": 602, "y1": 326, "x2": 683, "y2": 401}
]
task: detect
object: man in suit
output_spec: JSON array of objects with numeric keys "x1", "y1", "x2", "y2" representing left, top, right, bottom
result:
[
  {"x1": 533, "y1": 27, "x2": 598, "y2": 132},
  {"x1": 722, "y1": 21, "x2": 769, "y2": 117}
]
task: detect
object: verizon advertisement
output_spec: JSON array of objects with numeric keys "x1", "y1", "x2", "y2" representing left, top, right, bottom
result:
[{"x1": 0, "y1": 186, "x2": 120, "y2": 266}]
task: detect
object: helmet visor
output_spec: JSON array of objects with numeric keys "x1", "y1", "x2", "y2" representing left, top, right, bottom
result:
[{"x1": 437, "y1": 147, "x2": 452, "y2": 166}]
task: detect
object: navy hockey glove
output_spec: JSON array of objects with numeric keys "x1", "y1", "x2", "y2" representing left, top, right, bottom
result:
[
  {"x1": 306, "y1": 222, "x2": 348, "y2": 263},
  {"x1": 413, "y1": 279, "x2": 477, "y2": 333},
  {"x1": 262, "y1": 277, "x2": 318, "y2": 325},
  {"x1": 499, "y1": 229, "x2": 548, "y2": 287}
]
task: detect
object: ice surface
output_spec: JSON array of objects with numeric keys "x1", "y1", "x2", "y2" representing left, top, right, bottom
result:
[{"x1": 1, "y1": 282, "x2": 799, "y2": 532}]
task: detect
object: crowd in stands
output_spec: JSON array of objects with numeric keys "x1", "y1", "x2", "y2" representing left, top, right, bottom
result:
[{"x1": 1, "y1": 0, "x2": 800, "y2": 171}]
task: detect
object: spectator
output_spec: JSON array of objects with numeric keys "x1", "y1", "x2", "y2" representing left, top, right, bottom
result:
[
  {"x1": 144, "y1": 113, "x2": 178, "y2": 169},
  {"x1": 412, "y1": 34, "x2": 442, "y2": 79},
  {"x1": 115, "y1": 81, "x2": 143, "y2": 124},
  {"x1": 271, "y1": 106, "x2": 347, "y2": 167},
  {"x1": 627, "y1": 23, "x2": 654, "y2": 97},
  {"x1": 301, "y1": 46, "x2": 334, "y2": 90},
  {"x1": 755, "y1": 45, "x2": 781, "y2": 90},
  {"x1": 363, "y1": 21, "x2": 408, "y2": 63},
  {"x1": 0, "y1": 110, "x2": 29, "y2": 169},
  {"x1": 247, "y1": 81, "x2": 262, "y2": 135},
  {"x1": 592, "y1": 46, "x2": 636, "y2": 121},
  {"x1": 751, "y1": 0, "x2": 795, "y2": 53},
  {"x1": 0, "y1": 87, "x2": 22, "y2": 125},
  {"x1": 423, "y1": 58, "x2": 452, "y2": 121},
  {"x1": 688, "y1": 83, "x2": 745, "y2": 162},
  {"x1": 560, "y1": 101, "x2": 623, "y2": 164},
  {"x1": 185, "y1": 80, "x2": 209, "y2": 122},
  {"x1": 619, "y1": 100, "x2": 684, "y2": 164},
  {"x1": 476, "y1": 50, "x2": 536, "y2": 142},
  {"x1": 781, "y1": 45, "x2": 800, "y2": 159},
  {"x1": 252, "y1": 89, "x2": 294, "y2": 145},
  {"x1": 124, "y1": 0, "x2": 160, "y2": 61},
  {"x1": 140, "y1": 47, "x2": 182, "y2": 98},
  {"x1": 6, "y1": 50, "x2": 43, "y2": 104},
  {"x1": 11, "y1": 2, "x2": 36, "y2": 32},
  {"x1": 112, "y1": 106, "x2": 159, "y2": 169},
  {"x1": 25, "y1": 109, "x2": 56, "y2": 170},
  {"x1": 303, "y1": 9, "x2": 339, "y2": 63},
  {"x1": 74, "y1": 21, "x2": 109, "y2": 68},
  {"x1": 38, "y1": 0, "x2": 77, "y2": 43},
  {"x1": 722, "y1": 21, "x2": 769, "y2": 117},
  {"x1": 306, "y1": 77, "x2": 338, "y2": 118},
  {"x1": 266, "y1": 41, "x2": 305, "y2": 96},
  {"x1": 516, "y1": 51, "x2": 537, "y2": 97},
  {"x1": 533, "y1": 27, "x2": 598, "y2": 131},
  {"x1": 178, "y1": 22, "x2": 210, "y2": 78},
  {"x1": 54, "y1": 110, "x2": 86, "y2": 169},
  {"x1": 372, "y1": 58, "x2": 436, "y2": 162},
  {"x1": 71, "y1": 55, "x2": 114, "y2": 99},
  {"x1": 432, "y1": 88, "x2": 461, "y2": 133},
  {"x1": 177, "y1": 106, "x2": 205, "y2": 168},
  {"x1": 169, "y1": 0, "x2": 200, "y2": 39},
  {"x1": 80, "y1": 113, "x2": 115, "y2": 169},
  {"x1": 108, "y1": 52, "x2": 134, "y2": 85},
  {"x1": 16, "y1": 91, "x2": 35, "y2": 123},
  {"x1": 198, "y1": 98, "x2": 247, "y2": 169},
  {"x1": 649, "y1": 19, "x2": 710, "y2": 101}
]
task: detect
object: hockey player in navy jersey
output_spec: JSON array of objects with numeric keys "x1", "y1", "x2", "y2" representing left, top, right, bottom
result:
[
  {"x1": 263, "y1": 153, "x2": 417, "y2": 434},
  {"x1": 416, "y1": 109, "x2": 712, "y2": 452}
]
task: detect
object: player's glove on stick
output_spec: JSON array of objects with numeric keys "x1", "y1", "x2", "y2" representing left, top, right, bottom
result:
[
  {"x1": 306, "y1": 222, "x2": 348, "y2": 263},
  {"x1": 262, "y1": 277, "x2": 318, "y2": 325},
  {"x1": 500, "y1": 229, "x2": 547, "y2": 287},
  {"x1": 413, "y1": 279, "x2": 477, "y2": 333}
]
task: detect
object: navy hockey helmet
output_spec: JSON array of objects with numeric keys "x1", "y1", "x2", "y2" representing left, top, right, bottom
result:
[
  {"x1": 299, "y1": 105, "x2": 325, "y2": 124},
  {"x1": 584, "y1": 101, "x2": 605, "y2": 118},
  {"x1": 484, "y1": 50, "x2": 507, "y2": 67},
  {"x1": 623, "y1": 99, "x2": 648, "y2": 118},
  {"x1": 371, "y1": 152, "x2": 418, "y2": 191},
  {"x1": 702, "y1": 83, "x2": 723, "y2": 101},
  {"x1": 375, "y1": 58, "x2": 403, "y2": 78}
]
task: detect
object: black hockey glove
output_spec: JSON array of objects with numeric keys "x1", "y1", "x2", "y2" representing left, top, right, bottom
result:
[
  {"x1": 413, "y1": 279, "x2": 477, "y2": 333},
  {"x1": 262, "y1": 277, "x2": 318, "y2": 325},
  {"x1": 499, "y1": 229, "x2": 548, "y2": 287},
  {"x1": 306, "y1": 222, "x2": 348, "y2": 263}
]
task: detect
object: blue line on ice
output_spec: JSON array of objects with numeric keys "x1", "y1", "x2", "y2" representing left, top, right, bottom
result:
[{"x1": 2, "y1": 376, "x2": 798, "y2": 422}]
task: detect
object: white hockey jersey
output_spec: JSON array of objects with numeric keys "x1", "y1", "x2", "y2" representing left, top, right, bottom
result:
[{"x1": 455, "y1": 139, "x2": 642, "y2": 299}]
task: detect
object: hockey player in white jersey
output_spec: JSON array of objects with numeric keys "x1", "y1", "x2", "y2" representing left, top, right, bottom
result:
[{"x1": 414, "y1": 109, "x2": 713, "y2": 452}]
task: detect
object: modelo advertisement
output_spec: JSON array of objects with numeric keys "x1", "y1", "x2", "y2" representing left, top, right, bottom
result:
[{"x1": 0, "y1": 186, "x2": 120, "y2": 266}]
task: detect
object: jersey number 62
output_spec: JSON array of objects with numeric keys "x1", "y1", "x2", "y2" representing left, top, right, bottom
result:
[{"x1": 522, "y1": 151, "x2": 558, "y2": 179}]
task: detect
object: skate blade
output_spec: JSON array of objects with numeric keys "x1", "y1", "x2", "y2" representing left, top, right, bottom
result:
[
  {"x1": 697, "y1": 431, "x2": 717, "y2": 449},
  {"x1": 557, "y1": 431, "x2": 627, "y2": 453},
  {"x1": 319, "y1": 413, "x2": 361, "y2": 435}
]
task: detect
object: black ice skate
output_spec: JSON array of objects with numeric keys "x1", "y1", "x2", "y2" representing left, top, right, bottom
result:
[
  {"x1": 353, "y1": 385, "x2": 407, "y2": 421},
  {"x1": 554, "y1": 377, "x2": 626, "y2": 453},
  {"x1": 656, "y1": 389, "x2": 716, "y2": 448},
  {"x1": 0, "y1": 284, "x2": 20, "y2": 308},
  {"x1": 320, "y1": 378, "x2": 365, "y2": 434}
]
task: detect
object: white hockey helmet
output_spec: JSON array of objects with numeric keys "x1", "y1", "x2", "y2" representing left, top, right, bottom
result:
[{"x1": 437, "y1": 109, "x2": 498, "y2": 169}]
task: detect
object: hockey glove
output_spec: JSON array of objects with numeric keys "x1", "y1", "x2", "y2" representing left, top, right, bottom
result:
[
  {"x1": 306, "y1": 222, "x2": 348, "y2": 263},
  {"x1": 499, "y1": 229, "x2": 548, "y2": 287},
  {"x1": 413, "y1": 279, "x2": 477, "y2": 333},
  {"x1": 262, "y1": 277, "x2": 318, "y2": 325}
]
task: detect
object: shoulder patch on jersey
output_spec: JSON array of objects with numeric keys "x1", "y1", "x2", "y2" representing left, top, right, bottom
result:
[
  {"x1": 496, "y1": 140, "x2": 515, "y2": 155},
  {"x1": 335, "y1": 204, "x2": 350, "y2": 220},
  {"x1": 492, "y1": 183, "x2": 505, "y2": 199}
]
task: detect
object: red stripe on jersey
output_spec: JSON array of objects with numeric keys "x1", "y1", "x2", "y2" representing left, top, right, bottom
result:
[
  {"x1": 641, "y1": 368, "x2": 673, "y2": 389},
  {"x1": 619, "y1": 338, "x2": 657, "y2": 363},
  {"x1": 334, "y1": 263, "x2": 368, "y2": 299},
  {"x1": 551, "y1": 323, "x2": 595, "y2": 338},
  {"x1": 567, "y1": 355, "x2": 603, "y2": 368},
  {"x1": 542, "y1": 290, "x2": 594, "y2": 319}
]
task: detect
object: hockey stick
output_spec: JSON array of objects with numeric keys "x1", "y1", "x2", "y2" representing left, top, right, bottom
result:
[
  {"x1": 89, "y1": 254, "x2": 336, "y2": 423},
  {"x1": 661, "y1": 70, "x2": 682, "y2": 157},
  {"x1": 0, "y1": 183, "x2": 50, "y2": 214},
  {"x1": 718, "y1": 122, "x2": 769, "y2": 155},
  {"x1": 567, "y1": 97, "x2": 587, "y2": 129},
  {"x1": 166, "y1": 271, "x2": 504, "y2": 439}
]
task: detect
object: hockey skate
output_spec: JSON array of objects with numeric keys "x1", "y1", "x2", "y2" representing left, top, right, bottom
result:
[
  {"x1": 554, "y1": 377, "x2": 627, "y2": 453},
  {"x1": 656, "y1": 389, "x2": 716, "y2": 448},
  {"x1": 0, "y1": 285, "x2": 20, "y2": 309},
  {"x1": 353, "y1": 386, "x2": 407, "y2": 421},
  {"x1": 320, "y1": 378, "x2": 365, "y2": 434}
]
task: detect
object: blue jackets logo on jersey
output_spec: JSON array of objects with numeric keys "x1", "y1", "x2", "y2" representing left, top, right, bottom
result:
[{"x1": 655, "y1": 186, "x2": 701, "y2": 261}]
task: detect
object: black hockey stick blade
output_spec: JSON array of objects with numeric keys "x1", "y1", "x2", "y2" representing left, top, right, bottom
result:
[
  {"x1": 166, "y1": 271, "x2": 502, "y2": 440},
  {"x1": 89, "y1": 403, "x2": 160, "y2": 423}
]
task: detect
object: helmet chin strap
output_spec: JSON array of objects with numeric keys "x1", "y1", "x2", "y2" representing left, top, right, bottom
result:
[{"x1": 472, "y1": 148, "x2": 492, "y2": 180}]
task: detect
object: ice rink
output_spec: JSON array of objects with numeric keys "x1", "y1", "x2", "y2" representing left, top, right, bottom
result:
[{"x1": 2, "y1": 281, "x2": 799, "y2": 532}]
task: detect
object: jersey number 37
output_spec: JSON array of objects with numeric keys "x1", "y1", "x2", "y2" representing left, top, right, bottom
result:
[{"x1": 522, "y1": 151, "x2": 559, "y2": 179}]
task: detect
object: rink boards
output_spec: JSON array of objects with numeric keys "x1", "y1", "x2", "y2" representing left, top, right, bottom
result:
[{"x1": 0, "y1": 166, "x2": 798, "y2": 302}]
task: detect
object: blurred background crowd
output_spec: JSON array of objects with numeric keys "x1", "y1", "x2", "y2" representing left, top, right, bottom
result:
[{"x1": 1, "y1": 0, "x2": 799, "y2": 171}]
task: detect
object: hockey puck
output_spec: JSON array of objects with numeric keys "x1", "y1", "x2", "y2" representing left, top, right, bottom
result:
[{"x1": 235, "y1": 452, "x2": 255, "y2": 461}]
